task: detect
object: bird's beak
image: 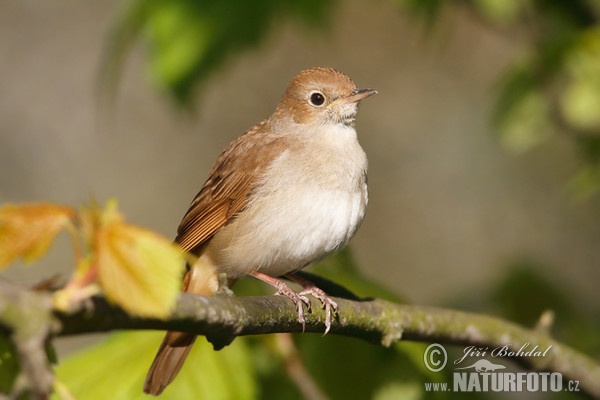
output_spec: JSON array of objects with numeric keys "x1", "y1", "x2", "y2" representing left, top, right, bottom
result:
[
  {"x1": 328, "y1": 88, "x2": 378, "y2": 108},
  {"x1": 346, "y1": 88, "x2": 378, "y2": 103}
]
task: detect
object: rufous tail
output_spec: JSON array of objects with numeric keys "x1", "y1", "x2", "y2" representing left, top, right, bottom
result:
[{"x1": 143, "y1": 255, "x2": 218, "y2": 396}]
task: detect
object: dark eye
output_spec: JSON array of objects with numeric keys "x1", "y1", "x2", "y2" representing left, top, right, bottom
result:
[{"x1": 309, "y1": 91, "x2": 325, "y2": 107}]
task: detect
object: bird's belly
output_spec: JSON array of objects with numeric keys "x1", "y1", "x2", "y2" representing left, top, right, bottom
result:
[{"x1": 207, "y1": 185, "x2": 367, "y2": 278}]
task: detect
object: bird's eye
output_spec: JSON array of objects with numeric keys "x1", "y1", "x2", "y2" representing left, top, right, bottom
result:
[{"x1": 308, "y1": 91, "x2": 325, "y2": 107}]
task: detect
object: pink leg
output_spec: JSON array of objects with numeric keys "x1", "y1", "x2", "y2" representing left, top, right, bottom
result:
[
  {"x1": 250, "y1": 271, "x2": 311, "y2": 331},
  {"x1": 285, "y1": 272, "x2": 338, "y2": 334}
]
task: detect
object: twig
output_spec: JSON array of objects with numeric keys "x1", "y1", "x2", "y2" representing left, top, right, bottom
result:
[{"x1": 274, "y1": 333, "x2": 329, "y2": 400}]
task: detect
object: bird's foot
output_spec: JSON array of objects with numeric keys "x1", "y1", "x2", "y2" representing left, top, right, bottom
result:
[
  {"x1": 250, "y1": 271, "x2": 311, "y2": 331},
  {"x1": 286, "y1": 273, "x2": 338, "y2": 334},
  {"x1": 298, "y1": 285, "x2": 338, "y2": 334}
]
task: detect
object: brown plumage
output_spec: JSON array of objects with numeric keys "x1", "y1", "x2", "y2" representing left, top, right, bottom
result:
[{"x1": 175, "y1": 122, "x2": 286, "y2": 253}]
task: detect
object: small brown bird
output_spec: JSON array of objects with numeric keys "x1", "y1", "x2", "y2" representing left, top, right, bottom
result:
[{"x1": 144, "y1": 67, "x2": 376, "y2": 395}]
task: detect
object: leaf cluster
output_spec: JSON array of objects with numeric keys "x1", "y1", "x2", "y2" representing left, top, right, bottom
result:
[
  {"x1": 100, "y1": 0, "x2": 332, "y2": 104},
  {"x1": 398, "y1": 0, "x2": 600, "y2": 198},
  {"x1": 0, "y1": 201, "x2": 186, "y2": 320}
]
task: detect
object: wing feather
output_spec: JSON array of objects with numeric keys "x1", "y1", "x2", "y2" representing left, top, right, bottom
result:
[{"x1": 175, "y1": 121, "x2": 285, "y2": 253}]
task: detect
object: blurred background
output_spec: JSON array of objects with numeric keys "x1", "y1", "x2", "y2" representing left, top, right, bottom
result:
[{"x1": 1, "y1": 0, "x2": 599, "y2": 399}]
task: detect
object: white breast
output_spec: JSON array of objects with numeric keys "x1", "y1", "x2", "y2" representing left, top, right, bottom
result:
[{"x1": 207, "y1": 124, "x2": 368, "y2": 278}]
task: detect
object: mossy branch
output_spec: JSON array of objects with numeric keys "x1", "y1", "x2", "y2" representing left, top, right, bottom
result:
[
  {"x1": 56, "y1": 289, "x2": 600, "y2": 397},
  {"x1": 1, "y1": 276, "x2": 599, "y2": 398}
]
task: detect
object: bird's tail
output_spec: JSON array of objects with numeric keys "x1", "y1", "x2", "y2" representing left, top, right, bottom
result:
[{"x1": 143, "y1": 255, "x2": 218, "y2": 396}]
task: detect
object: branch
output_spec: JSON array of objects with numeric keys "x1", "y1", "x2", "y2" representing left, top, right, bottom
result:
[
  {"x1": 0, "y1": 279, "x2": 55, "y2": 399},
  {"x1": 55, "y1": 290, "x2": 600, "y2": 397},
  {"x1": 2, "y1": 274, "x2": 598, "y2": 398}
]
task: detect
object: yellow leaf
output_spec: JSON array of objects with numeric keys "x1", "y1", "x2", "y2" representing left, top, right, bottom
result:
[
  {"x1": 0, "y1": 203, "x2": 75, "y2": 268},
  {"x1": 95, "y1": 208, "x2": 186, "y2": 319}
]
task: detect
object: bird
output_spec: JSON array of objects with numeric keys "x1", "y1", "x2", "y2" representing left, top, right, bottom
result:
[{"x1": 144, "y1": 67, "x2": 376, "y2": 395}]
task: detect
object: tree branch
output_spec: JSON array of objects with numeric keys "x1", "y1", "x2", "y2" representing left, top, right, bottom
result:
[
  {"x1": 0, "y1": 279, "x2": 55, "y2": 399},
  {"x1": 55, "y1": 290, "x2": 600, "y2": 397},
  {"x1": 1, "y1": 274, "x2": 598, "y2": 398}
]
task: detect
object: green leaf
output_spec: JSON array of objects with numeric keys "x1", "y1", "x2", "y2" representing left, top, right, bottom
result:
[
  {"x1": 101, "y1": 0, "x2": 333, "y2": 105},
  {"x1": 54, "y1": 332, "x2": 255, "y2": 400},
  {"x1": 144, "y1": 1, "x2": 214, "y2": 90},
  {"x1": 561, "y1": 27, "x2": 600, "y2": 130}
]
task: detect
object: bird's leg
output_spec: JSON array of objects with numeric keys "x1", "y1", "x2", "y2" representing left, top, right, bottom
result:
[
  {"x1": 249, "y1": 271, "x2": 311, "y2": 331},
  {"x1": 285, "y1": 272, "x2": 338, "y2": 334}
]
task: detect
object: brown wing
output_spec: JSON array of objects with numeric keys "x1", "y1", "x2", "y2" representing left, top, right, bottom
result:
[{"x1": 175, "y1": 121, "x2": 285, "y2": 253}]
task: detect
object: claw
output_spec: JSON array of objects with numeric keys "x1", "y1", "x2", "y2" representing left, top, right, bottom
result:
[
  {"x1": 286, "y1": 273, "x2": 339, "y2": 334},
  {"x1": 299, "y1": 286, "x2": 338, "y2": 334},
  {"x1": 274, "y1": 281, "x2": 311, "y2": 331},
  {"x1": 250, "y1": 271, "x2": 311, "y2": 331}
]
